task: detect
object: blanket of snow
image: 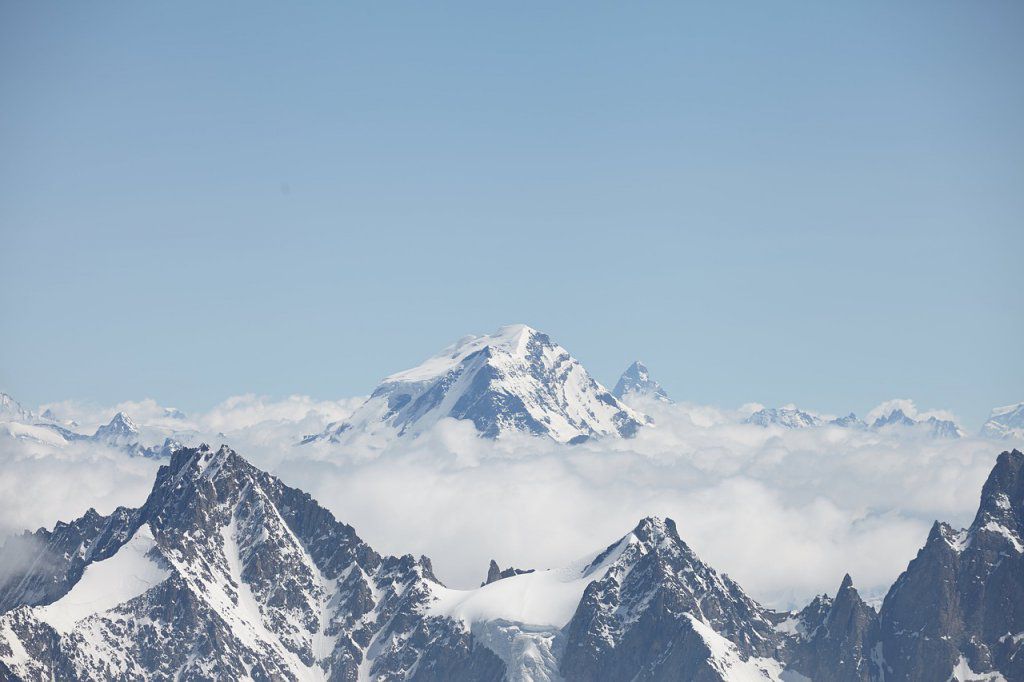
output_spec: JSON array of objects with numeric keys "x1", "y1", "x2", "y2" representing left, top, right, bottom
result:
[
  {"x1": 428, "y1": 539, "x2": 627, "y2": 628},
  {"x1": 386, "y1": 324, "x2": 534, "y2": 383},
  {"x1": 36, "y1": 523, "x2": 169, "y2": 634}
]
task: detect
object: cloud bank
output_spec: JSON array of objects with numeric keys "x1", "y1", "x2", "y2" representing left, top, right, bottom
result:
[{"x1": 1, "y1": 393, "x2": 1015, "y2": 611}]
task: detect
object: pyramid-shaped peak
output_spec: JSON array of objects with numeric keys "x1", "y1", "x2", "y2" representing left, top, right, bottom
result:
[
  {"x1": 613, "y1": 361, "x2": 670, "y2": 402},
  {"x1": 109, "y1": 411, "x2": 137, "y2": 430},
  {"x1": 93, "y1": 411, "x2": 140, "y2": 441}
]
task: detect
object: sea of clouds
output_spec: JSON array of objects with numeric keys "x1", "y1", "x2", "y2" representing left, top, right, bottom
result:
[{"x1": 0, "y1": 393, "x2": 1015, "y2": 611}]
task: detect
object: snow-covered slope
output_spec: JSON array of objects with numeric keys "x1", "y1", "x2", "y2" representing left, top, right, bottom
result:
[
  {"x1": 981, "y1": 403, "x2": 1024, "y2": 440},
  {"x1": 611, "y1": 361, "x2": 670, "y2": 403},
  {"x1": 310, "y1": 324, "x2": 646, "y2": 445}
]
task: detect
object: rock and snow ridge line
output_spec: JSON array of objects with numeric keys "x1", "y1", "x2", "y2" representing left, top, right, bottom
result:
[{"x1": 2, "y1": 444, "x2": 1022, "y2": 681}]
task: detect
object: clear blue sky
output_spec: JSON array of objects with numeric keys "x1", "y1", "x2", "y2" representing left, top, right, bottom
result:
[{"x1": 1, "y1": 2, "x2": 1021, "y2": 427}]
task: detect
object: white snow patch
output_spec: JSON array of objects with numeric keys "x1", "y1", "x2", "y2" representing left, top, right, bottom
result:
[
  {"x1": 980, "y1": 522, "x2": 1023, "y2": 553},
  {"x1": 428, "y1": 540, "x2": 627, "y2": 629},
  {"x1": 0, "y1": 618, "x2": 30, "y2": 670},
  {"x1": 947, "y1": 655, "x2": 1007, "y2": 681},
  {"x1": 685, "y1": 613, "x2": 788, "y2": 681},
  {"x1": 36, "y1": 524, "x2": 169, "y2": 634}
]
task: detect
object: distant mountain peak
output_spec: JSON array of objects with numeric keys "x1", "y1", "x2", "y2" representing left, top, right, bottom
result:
[
  {"x1": 0, "y1": 392, "x2": 34, "y2": 423},
  {"x1": 872, "y1": 408, "x2": 917, "y2": 428},
  {"x1": 981, "y1": 402, "x2": 1024, "y2": 440},
  {"x1": 312, "y1": 324, "x2": 646, "y2": 444},
  {"x1": 829, "y1": 413, "x2": 867, "y2": 428},
  {"x1": 746, "y1": 406, "x2": 822, "y2": 429},
  {"x1": 871, "y1": 407, "x2": 963, "y2": 438},
  {"x1": 612, "y1": 360, "x2": 670, "y2": 402},
  {"x1": 93, "y1": 411, "x2": 139, "y2": 441}
]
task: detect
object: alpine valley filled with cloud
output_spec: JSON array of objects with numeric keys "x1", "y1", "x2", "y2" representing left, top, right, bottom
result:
[{"x1": 1, "y1": 324, "x2": 1022, "y2": 680}]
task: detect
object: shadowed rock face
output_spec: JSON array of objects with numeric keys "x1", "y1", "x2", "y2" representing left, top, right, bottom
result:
[
  {"x1": 2, "y1": 448, "x2": 1022, "y2": 681},
  {"x1": 559, "y1": 517, "x2": 778, "y2": 681},
  {"x1": 878, "y1": 448, "x2": 1024, "y2": 681},
  {"x1": 783, "y1": 574, "x2": 880, "y2": 682}
]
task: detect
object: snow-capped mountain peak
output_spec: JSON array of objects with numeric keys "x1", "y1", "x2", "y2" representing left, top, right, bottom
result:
[
  {"x1": 745, "y1": 405, "x2": 822, "y2": 429},
  {"x1": 0, "y1": 392, "x2": 34, "y2": 423},
  {"x1": 871, "y1": 407, "x2": 964, "y2": 438},
  {"x1": 312, "y1": 324, "x2": 646, "y2": 445},
  {"x1": 93, "y1": 412, "x2": 139, "y2": 442},
  {"x1": 612, "y1": 360, "x2": 670, "y2": 402},
  {"x1": 384, "y1": 323, "x2": 537, "y2": 384},
  {"x1": 981, "y1": 402, "x2": 1024, "y2": 440},
  {"x1": 871, "y1": 408, "x2": 917, "y2": 429}
]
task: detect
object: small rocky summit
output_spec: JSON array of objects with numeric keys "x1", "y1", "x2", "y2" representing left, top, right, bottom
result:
[
  {"x1": 830, "y1": 412, "x2": 867, "y2": 428},
  {"x1": 1, "y1": 444, "x2": 1022, "y2": 681},
  {"x1": 611, "y1": 360, "x2": 670, "y2": 403},
  {"x1": 481, "y1": 559, "x2": 535, "y2": 586}
]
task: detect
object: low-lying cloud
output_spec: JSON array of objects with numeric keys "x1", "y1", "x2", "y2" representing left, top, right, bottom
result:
[{"x1": 1, "y1": 393, "x2": 1015, "y2": 611}]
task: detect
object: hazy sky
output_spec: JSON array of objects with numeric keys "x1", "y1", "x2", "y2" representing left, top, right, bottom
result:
[{"x1": 1, "y1": 2, "x2": 1021, "y2": 427}]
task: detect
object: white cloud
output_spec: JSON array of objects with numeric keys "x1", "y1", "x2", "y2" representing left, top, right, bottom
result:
[
  {"x1": 0, "y1": 437, "x2": 159, "y2": 541},
  {"x1": 0, "y1": 395, "x2": 1009, "y2": 612}
]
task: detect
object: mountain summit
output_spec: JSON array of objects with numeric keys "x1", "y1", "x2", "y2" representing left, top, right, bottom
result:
[
  {"x1": 872, "y1": 408, "x2": 964, "y2": 439},
  {"x1": 92, "y1": 412, "x2": 139, "y2": 443},
  {"x1": 310, "y1": 324, "x2": 645, "y2": 445},
  {"x1": 981, "y1": 402, "x2": 1024, "y2": 440},
  {"x1": 611, "y1": 360, "x2": 670, "y2": 403}
]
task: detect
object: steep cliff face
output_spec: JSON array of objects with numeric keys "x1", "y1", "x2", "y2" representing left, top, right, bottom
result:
[{"x1": 878, "y1": 449, "x2": 1024, "y2": 681}]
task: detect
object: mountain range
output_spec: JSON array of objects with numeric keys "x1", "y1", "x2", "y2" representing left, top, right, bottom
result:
[
  {"x1": 1, "y1": 444, "x2": 1021, "y2": 680},
  {"x1": 0, "y1": 399, "x2": 180, "y2": 459},
  {"x1": 0, "y1": 320, "x2": 1019, "y2": 452},
  {"x1": 744, "y1": 405, "x2": 967, "y2": 438}
]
